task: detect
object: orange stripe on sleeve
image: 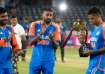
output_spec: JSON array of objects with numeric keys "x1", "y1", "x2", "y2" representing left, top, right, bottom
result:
[
  {"x1": 29, "y1": 22, "x2": 36, "y2": 36},
  {"x1": 0, "y1": 40, "x2": 6, "y2": 46},
  {"x1": 53, "y1": 23, "x2": 61, "y2": 41}
]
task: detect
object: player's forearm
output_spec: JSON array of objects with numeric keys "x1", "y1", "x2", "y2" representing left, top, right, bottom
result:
[
  {"x1": 29, "y1": 36, "x2": 41, "y2": 45},
  {"x1": 50, "y1": 36, "x2": 59, "y2": 49},
  {"x1": 51, "y1": 40, "x2": 59, "y2": 49},
  {"x1": 85, "y1": 47, "x2": 105, "y2": 56}
]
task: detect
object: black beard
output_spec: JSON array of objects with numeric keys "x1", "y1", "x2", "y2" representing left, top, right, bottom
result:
[{"x1": 44, "y1": 18, "x2": 52, "y2": 24}]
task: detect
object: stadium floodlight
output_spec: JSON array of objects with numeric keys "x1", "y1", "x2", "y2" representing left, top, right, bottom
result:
[{"x1": 59, "y1": 2, "x2": 67, "y2": 11}]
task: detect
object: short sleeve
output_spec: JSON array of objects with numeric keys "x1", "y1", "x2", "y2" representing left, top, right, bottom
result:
[
  {"x1": 28, "y1": 22, "x2": 35, "y2": 36},
  {"x1": 53, "y1": 24, "x2": 61, "y2": 41}
]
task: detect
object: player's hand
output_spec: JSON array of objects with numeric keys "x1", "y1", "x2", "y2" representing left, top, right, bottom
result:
[
  {"x1": 29, "y1": 36, "x2": 41, "y2": 45},
  {"x1": 49, "y1": 35, "x2": 58, "y2": 49},
  {"x1": 79, "y1": 46, "x2": 89, "y2": 57},
  {"x1": 82, "y1": 50, "x2": 93, "y2": 56},
  {"x1": 49, "y1": 35, "x2": 54, "y2": 40}
]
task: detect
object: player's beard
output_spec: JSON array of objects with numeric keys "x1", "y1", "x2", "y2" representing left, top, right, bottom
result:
[{"x1": 44, "y1": 18, "x2": 52, "y2": 25}]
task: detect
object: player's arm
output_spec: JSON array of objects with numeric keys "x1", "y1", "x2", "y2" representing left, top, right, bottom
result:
[
  {"x1": 28, "y1": 22, "x2": 41, "y2": 45},
  {"x1": 81, "y1": 47, "x2": 105, "y2": 56},
  {"x1": 50, "y1": 24, "x2": 61, "y2": 49},
  {"x1": 79, "y1": 44, "x2": 105, "y2": 57}
]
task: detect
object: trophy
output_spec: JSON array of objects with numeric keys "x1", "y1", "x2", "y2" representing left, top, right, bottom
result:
[
  {"x1": 72, "y1": 20, "x2": 88, "y2": 44},
  {"x1": 73, "y1": 20, "x2": 91, "y2": 57},
  {"x1": 62, "y1": 19, "x2": 91, "y2": 57}
]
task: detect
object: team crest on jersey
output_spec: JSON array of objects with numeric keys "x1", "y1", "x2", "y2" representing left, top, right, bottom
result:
[
  {"x1": 96, "y1": 31, "x2": 100, "y2": 36},
  {"x1": 38, "y1": 29, "x2": 40, "y2": 32},
  {"x1": 90, "y1": 37, "x2": 97, "y2": 42},
  {"x1": 90, "y1": 37, "x2": 97, "y2": 48},
  {"x1": 0, "y1": 32, "x2": 3, "y2": 34}
]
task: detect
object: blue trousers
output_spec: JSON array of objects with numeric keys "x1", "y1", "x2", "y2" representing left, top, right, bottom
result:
[
  {"x1": 29, "y1": 61, "x2": 55, "y2": 74},
  {"x1": 0, "y1": 68, "x2": 13, "y2": 74}
]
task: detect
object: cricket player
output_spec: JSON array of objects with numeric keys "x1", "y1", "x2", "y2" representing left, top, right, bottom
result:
[
  {"x1": 0, "y1": 7, "x2": 20, "y2": 74},
  {"x1": 28, "y1": 8, "x2": 60, "y2": 74},
  {"x1": 80, "y1": 7, "x2": 105, "y2": 74}
]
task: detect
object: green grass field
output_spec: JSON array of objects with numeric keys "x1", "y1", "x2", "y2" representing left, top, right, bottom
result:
[{"x1": 18, "y1": 48, "x2": 89, "y2": 74}]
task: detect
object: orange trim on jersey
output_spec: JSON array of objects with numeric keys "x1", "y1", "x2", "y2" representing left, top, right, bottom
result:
[
  {"x1": 29, "y1": 22, "x2": 36, "y2": 36},
  {"x1": 0, "y1": 40, "x2": 6, "y2": 46},
  {"x1": 53, "y1": 23, "x2": 61, "y2": 41}
]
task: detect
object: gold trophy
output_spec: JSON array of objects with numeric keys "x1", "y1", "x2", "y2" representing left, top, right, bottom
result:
[
  {"x1": 73, "y1": 20, "x2": 88, "y2": 44},
  {"x1": 73, "y1": 20, "x2": 91, "y2": 57},
  {"x1": 62, "y1": 19, "x2": 90, "y2": 57}
]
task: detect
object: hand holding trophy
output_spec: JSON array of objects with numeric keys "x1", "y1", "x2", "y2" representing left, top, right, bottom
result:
[{"x1": 73, "y1": 20, "x2": 91, "y2": 57}]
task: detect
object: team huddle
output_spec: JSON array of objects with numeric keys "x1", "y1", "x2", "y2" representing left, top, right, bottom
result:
[{"x1": 0, "y1": 6, "x2": 105, "y2": 74}]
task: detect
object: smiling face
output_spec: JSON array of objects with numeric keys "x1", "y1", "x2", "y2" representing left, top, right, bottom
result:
[
  {"x1": 88, "y1": 14, "x2": 102, "y2": 26},
  {"x1": 42, "y1": 9, "x2": 54, "y2": 25},
  {"x1": 87, "y1": 7, "x2": 103, "y2": 26},
  {"x1": 42, "y1": 11, "x2": 53, "y2": 20}
]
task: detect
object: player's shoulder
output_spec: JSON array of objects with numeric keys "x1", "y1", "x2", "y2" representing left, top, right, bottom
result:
[
  {"x1": 30, "y1": 20, "x2": 42, "y2": 27},
  {"x1": 52, "y1": 22, "x2": 60, "y2": 29}
]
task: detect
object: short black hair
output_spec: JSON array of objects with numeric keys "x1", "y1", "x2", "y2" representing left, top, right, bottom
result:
[
  {"x1": 0, "y1": 7, "x2": 6, "y2": 14},
  {"x1": 88, "y1": 7, "x2": 102, "y2": 16},
  {"x1": 42, "y1": 7, "x2": 53, "y2": 12}
]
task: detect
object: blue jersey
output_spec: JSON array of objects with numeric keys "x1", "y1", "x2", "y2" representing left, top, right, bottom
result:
[
  {"x1": 89, "y1": 25, "x2": 105, "y2": 71},
  {"x1": 0, "y1": 26, "x2": 12, "y2": 68},
  {"x1": 32, "y1": 23, "x2": 56, "y2": 46},
  {"x1": 29, "y1": 23, "x2": 57, "y2": 65}
]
